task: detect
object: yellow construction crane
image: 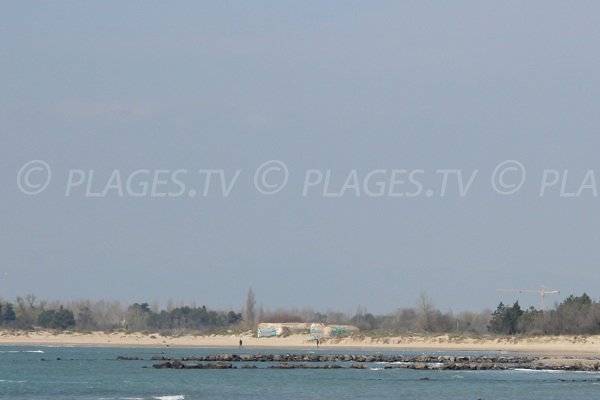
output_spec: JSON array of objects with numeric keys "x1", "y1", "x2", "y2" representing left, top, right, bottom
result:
[{"x1": 497, "y1": 285, "x2": 560, "y2": 312}]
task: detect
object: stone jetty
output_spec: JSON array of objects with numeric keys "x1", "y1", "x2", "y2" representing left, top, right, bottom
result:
[{"x1": 145, "y1": 353, "x2": 600, "y2": 372}]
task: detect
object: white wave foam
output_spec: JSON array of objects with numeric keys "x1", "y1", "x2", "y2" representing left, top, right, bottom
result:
[
  {"x1": 428, "y1": 362, "x2": 444, "y2": 367},
  {"x1": 153, "y1": 396, "x2": 185, "y2": 400},
  {"x1": 513, "y1": 368, "x2": 600, "y2": 374},
  {"x1": 513, "y1": 368, "x2": 566, "y2": 373},
  {"x1": 0, "y1": 350, "x2": 44, "y2": 354}
]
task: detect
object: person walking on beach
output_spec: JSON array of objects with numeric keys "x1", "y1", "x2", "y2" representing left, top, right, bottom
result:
[
  {"x1": 239, "y1": 338, "x2": 243, "y2": 348},
  {"x1": 316, "y1": 338, "x2": 319, "y2": 348}
]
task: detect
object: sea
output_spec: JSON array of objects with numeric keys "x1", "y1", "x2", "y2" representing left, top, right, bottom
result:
[{"x1": 1, "y1": 345, "x2": 599, "y2": 399}]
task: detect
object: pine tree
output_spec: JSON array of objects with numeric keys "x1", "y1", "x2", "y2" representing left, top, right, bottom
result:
[
  {"x1": 4, "y1": 303, "x2": 16, "y2": 323},
  {"x1": 488, "y1": 301, "x2": 523, "y2": 335}
]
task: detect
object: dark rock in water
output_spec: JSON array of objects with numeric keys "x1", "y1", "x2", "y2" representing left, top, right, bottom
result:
[
  {"x1": 153, "y1": 361, "x2": 234, "y2": 369},
  {"x1": 272, "y1": 363, "x2": 296, "y2": 369},
  {"x1": 117, "y1": 356, "x2": 141, "y2": 361}
]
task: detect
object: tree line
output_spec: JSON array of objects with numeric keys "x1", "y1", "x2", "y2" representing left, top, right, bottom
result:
[
  {"x1": 1, "y1": 291, "x2": 599, "y2": 336},
  {"x1": 488, "y1": 293, "x2": 600, "y2": 335},
  {"x1": 0, "y1": 295, "x2": 242, "y2": 334}
]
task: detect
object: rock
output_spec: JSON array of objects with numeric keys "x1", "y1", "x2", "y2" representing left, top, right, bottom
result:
[
  {"x1": 272, "y1": 363, "x2": 296, "y2": 369},
  {"x1": 117, "y1": 356, "x2": 140, "y2": 361},
  {"x1": 145, "y1": 352, "x2": 600, "y2": 372},
  {"x1": 212, "y1": 362, "x2": 233, "y2": 369}
]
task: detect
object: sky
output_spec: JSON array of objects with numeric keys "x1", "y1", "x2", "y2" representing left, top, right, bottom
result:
[{"x1": 1, "y1": 1, "x2": 600, "y2": 314}]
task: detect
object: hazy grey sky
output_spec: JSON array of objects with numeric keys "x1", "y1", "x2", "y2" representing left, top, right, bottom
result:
[{"x1": 2, "y1": 1, "x2": 600, "y2": 313}]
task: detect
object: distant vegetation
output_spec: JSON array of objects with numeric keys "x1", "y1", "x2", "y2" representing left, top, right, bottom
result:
[
  {"x1": 1, "y1": 291, "x2": 599, "y2": 336},
  {"x1": 0, "y1": 294, "x2": 242, "y2": 334},
  {"x1": 488, "y1": 293, "x2": 600, "y2": 335}
]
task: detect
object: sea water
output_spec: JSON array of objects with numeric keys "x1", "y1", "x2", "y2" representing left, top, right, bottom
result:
[{"x1": 1, "y1": 345, "x2": 599, "y2": 399}]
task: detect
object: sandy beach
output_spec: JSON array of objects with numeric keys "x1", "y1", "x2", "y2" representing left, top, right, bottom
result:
[{"x1": 1, "y1": 330, "x2": 600, "y2": 355}]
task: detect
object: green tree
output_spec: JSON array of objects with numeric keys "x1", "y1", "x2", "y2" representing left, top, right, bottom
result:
[
  {"x1": 560, "y1": 293, "x2": 592, "y2": 308},
  {"x1": 37, "y1": 310, "x2": 56, "y2": 328},
  {"x1": 554, "y1": 293, "x2": 596, "y2": 334},
  {"x1": 4, "y1": 303, "x2": 16, "y2": 323},
  {"x1": 488, "y1": 301, "x2": 523, "y2": 335},
  {"x1": 37, "y1": 307, "x2": 75, "y2": 329},
  {"x1": 53, "y1": 307, "x2": 76, "y2": 329},
  {"x1": 227, "y1": 311, "x2": 242, "y2": 325}
]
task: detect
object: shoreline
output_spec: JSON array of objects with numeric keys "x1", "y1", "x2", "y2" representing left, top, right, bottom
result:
[{"x1": 1, "y1": 330, "x2": 600, "y2": 356}]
